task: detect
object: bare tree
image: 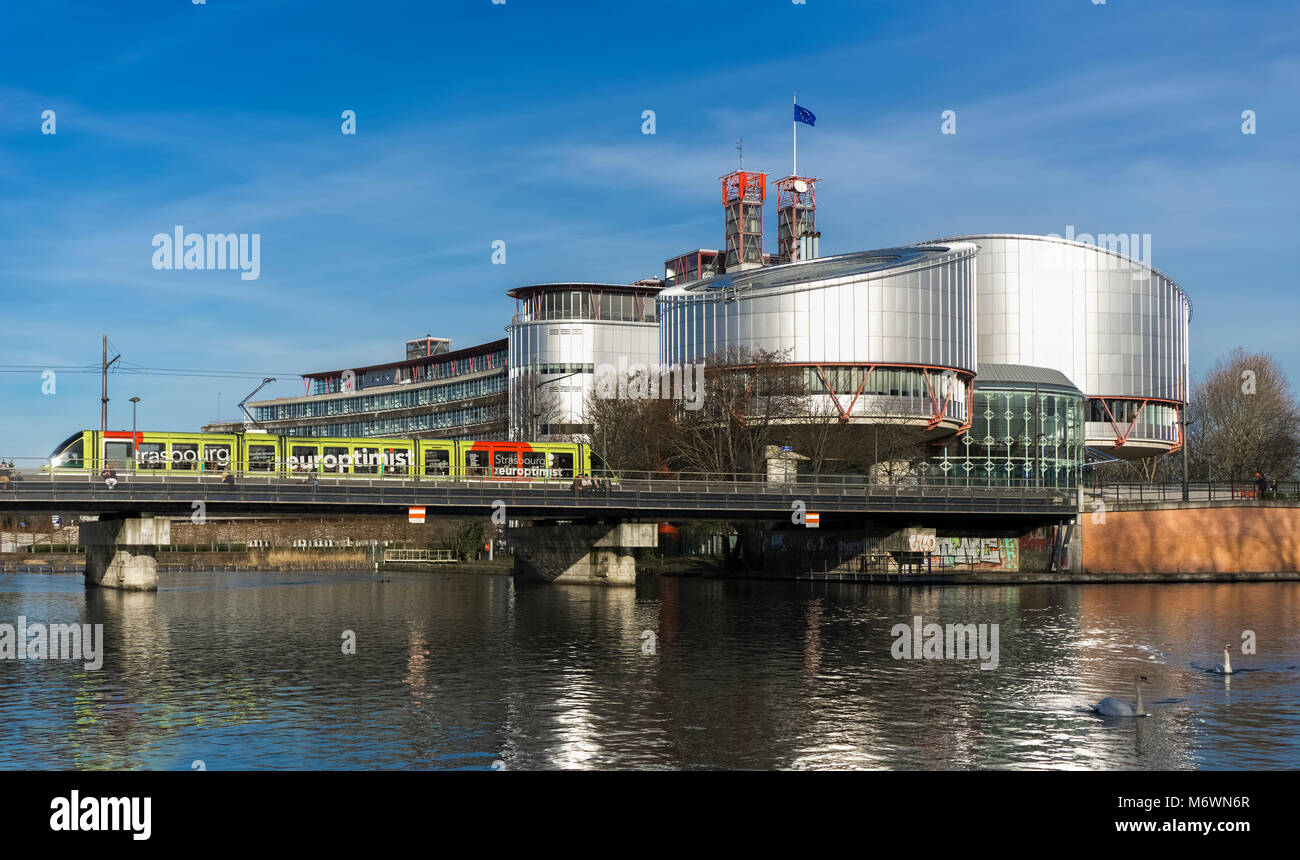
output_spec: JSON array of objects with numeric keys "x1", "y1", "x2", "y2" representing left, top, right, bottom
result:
[
  {"x1": 509, "y1": 370, "x2": 568, "y2": 442},
  {"x1": 582, "y1": 388, "x2": 675, "y2": 474},
  {"x1": 858, "y1": 397, "x2": 929, "y2": 482},
  {"x1": 1187, "y1": 348, "x2": 1300, "y2": 480},
  {"x1": 780, "y1": 399, "x2": 857, "y2": 476},
  {"x1": 664, "y1": 347, "x2": 805, "y2": 479}
]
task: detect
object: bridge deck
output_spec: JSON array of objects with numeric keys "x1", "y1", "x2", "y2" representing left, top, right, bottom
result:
[{"x1": 0, "y1": 473, "x2": 1077, "y2": 521}]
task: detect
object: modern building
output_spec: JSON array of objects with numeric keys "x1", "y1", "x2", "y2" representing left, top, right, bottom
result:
[
  {"x1": 506, "y1": 282, "x2": 662, "y2": 440},
  {"x1": 934, "y1": 234, "x2": 1190, "y2": 458},
  {"x1": 657, "y1": 245, "x2": 977, "y2": 439},
  {"x1": 922, "y1": 364, "x2": 1086, "y2": 488},
  {"x1": 246, "y1": 336, "x2": 508, "y2": 440},
  {"x1": 220, "y1": 157, "x2": 1190, "y2": 481},
  {"x1": 648, "y1": 169, "x2": 1190, "y2": 479}
]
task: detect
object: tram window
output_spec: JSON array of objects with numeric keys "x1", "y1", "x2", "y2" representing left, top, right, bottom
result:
[
  {"x1": 591, "y1": 452, "x2": 609, "y2": 478},
  {"x1": 59, "y1": 438, "x2": 84, "y2": 469},
  {"x1": 170, "y1": 443, "x2": 198, "y2": 470},
  {"x1": 385, "y1": 448, "x2": 410, "y2": 475},
  {"x1": 464, "y1": 450, "x2": 488, "y2": 477},
  {"x1": 104, "y1": 441, "x2": 133, "y2": 471},
  {"x1": 550, "y1": 452, "x2": 574, "y2": 479},
  {"x1": 170, "y1": 443, "x2": 199, "y2": 470},
  {"x1": 137, "y1": 442, "x2": 166, "y2": 470},
  {"x1": 519, "y1": 450, "x2": 546, "y2": 478},
  {"x1": 424, "y1": 449, "x2": 450, "y2": 477},
  {"x1": 353, "y1": 447, "x2": 380, "y2": 474},
  {"x1": 249, "y1": 445, "x2": 275, "y2": 472},
  {"x1": 493, "y1": 450, "x2": 518, "y2": 478},
  {"x1": 323, "y1": 446, "x2": 349, "y2": 473},
  {"x1": 204, "y1": 445, "x2": 231, "y2": 472},
  {"x1": 291, "y1": 446, "x2": 317, "y2": 473}
]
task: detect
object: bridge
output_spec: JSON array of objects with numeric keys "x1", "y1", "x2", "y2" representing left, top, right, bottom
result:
[
  {"x1": 0, "y1": 469, "x2": 1078, "y2": 590},
  {"x1": 0, "y1": 470, "x2": 1076, "y2": 519}
]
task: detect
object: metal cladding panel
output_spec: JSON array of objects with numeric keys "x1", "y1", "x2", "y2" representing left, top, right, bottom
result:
[
  {"x1": 946, "y1": 234, "x2": 1190, "y2": 405},
  {"x1": 657, "y1": 244, "x2": 978, "y2": 373},
  {"x1": 509, "y1": 318, "x2": 661, "y2": 432}
]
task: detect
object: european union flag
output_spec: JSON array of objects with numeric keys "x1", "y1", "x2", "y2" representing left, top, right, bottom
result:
[{"x1": 794, "y1": 104, "x2": 816, "y2": 126}]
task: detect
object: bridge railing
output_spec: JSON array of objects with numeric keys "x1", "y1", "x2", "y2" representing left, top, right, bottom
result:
[
  {"x1": 0, "y1": 466, "x2": 1079, "y2": 514},
  {"x1": 1, "y1": 464, "x2": 1075, "y2": 498},
  {"x1": 1084, "y1": 480, "x2": 1299, "y2": 505}
]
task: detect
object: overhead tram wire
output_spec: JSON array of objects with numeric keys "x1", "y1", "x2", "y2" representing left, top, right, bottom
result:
[{"x1": 0, "y1": 363, "x2": 301, "y2": 379}]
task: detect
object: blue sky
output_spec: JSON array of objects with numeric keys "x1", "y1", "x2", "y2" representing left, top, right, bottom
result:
[{"x1": 1, "y1": 0, "x2": 1297, "y2": 459}]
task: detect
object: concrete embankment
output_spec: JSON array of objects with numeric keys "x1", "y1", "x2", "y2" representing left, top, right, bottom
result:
[
  {"x1": 1082, "y1": 500, "x2": 1300, "y2": 577},
  {"x1": 380, "y1": 559, "x2": 511, "y2": 575},
  {"x1": 4, "y1": 549, "x2": 366, "y2": 574},
  {"x1": 640, "y1": 501, "x2": 1300, "y2": 584},
  {"x1": 646, "y1": 566, "x2": 1300, "y2": 585}
]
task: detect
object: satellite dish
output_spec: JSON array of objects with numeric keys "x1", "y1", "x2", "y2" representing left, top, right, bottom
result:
[{"x1": 793, "y1": 179, "x2": 809, "y2": 193}]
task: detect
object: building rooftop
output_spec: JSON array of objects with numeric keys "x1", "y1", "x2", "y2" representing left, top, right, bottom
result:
[
  {"x1": 301, "y1": 338, "x2": 507, "y2": 380},
  {"x1": 659, "y1": 243, "x2": 980, "y2": 298},
  {"x1": 974, "y1": 363, "x2": 1082, "y2": 394},
  {"x1": 506, "y1": 282, "x2": 663, "y2": 300}
]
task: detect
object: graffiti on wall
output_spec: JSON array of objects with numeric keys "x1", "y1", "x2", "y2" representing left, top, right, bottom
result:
[{"x1": 931, "y1": 537, "x2": 1020, "y2": 571}]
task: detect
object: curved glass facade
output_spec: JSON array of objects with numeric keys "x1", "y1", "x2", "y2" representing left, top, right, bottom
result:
[
  {"x1": 924, "y1": 380, "x2": 1085, "y2": 488},
  {"x1": 658, "y1": 244, "x2": 978, "y2": 427}
]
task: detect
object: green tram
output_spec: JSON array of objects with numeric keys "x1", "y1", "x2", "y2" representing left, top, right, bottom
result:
[{"x1": 46, "y1": 430, "x2": 598, "y2": 481}]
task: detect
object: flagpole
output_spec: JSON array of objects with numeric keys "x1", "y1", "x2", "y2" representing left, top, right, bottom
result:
[{"x1": 792, "y1": 92, "x2": 797, "y2": 176}]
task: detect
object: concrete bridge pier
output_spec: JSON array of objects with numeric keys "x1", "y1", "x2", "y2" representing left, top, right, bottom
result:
[
  {"x1": 509, "y1": 522, "x2": 656, "y2": 586},
  {"x1": 79, "y1": 515, "x2": 170, "y2": 591}
]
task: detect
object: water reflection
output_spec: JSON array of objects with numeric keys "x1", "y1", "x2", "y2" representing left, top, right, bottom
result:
[{"x1": 0, "y1": 573, "x2": 1297, "y2": 770}]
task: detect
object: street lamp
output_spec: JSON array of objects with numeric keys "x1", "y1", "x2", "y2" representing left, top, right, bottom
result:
[
  {"x1": 532, "y1": 370, "x2": 582, "y2": 441},
  {"x1": 1180, "y1": 412, "x2": 1196, "y2": 502},
  {"x1": 129, "y1": 397, "x2": 141, "y2": 473}
]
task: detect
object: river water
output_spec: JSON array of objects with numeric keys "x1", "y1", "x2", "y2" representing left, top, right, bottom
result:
[{"x1": 1, "y1": 571, "x2": 1297, "y2": 770}]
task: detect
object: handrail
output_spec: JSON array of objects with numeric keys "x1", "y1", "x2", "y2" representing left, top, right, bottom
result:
[
  {"x1": 1081, "y1": 480, "x2": 1298, "y2": 504},
  {"x1": 0, "y1": 465, "x2": 1076, "y2": 498},
  {"x1": 0, "y1": 478, "x2": 1077, "y2": 518}
]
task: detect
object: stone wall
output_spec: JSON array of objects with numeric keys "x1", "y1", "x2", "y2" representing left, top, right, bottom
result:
[{"x1": 1082, "y1": 503, "x2": 1300, "y2": 574}]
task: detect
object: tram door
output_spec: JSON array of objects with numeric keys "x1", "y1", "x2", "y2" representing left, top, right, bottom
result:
[{"x1": 101, "y1": 432, "x2": 138, "y2": 473}]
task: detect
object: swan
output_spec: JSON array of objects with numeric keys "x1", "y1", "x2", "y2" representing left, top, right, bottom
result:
[
  {"x1": 1212, "y1": 645, "x2": 1234, "y2": 674},
  {"x1": 1092, "y1": 674, "x2": 1150, "y2": 717}
]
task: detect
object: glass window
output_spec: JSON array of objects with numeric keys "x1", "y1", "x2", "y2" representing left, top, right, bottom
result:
[
  {"x1": 323, "y1": 446, "x2": 349, "y2": 473},
  {"x1": 519, "y1": 449, "x2": 545, "y2": 478},
  {"x1": 61, "y1": 438, "x2": 85, "y2": 469},
  {"x1": 137, "y1": 442, "x2": 166, "y2": 470},
  {"x1": 290, "y1": 446, "x2": 317, "y2": 473},
  {"x1": 464, "y1": 449, "x2": 488, "y2": 477},
  {"x1": 172, "y1": 443, "x2": 198, "y2": 471},
  {"x1": 551, "y1": 452, "x2": 574, "y2": 478},
  {"x1": 353, "y1": 447, "x2": 380, "y2": 474},
  {"x1": 424, "y1": 449, "x2": 450, "y2": 477},
  {"x1": 203, "y1": 444, "x2": 231, "y2": 472},
  {"x1": 104, "y1": 441, "x2": 133, "y2": 470},
  {"x1": 383, "y1": 447, "x2": 411, "y2": 475},
  {"x1": 493, "y1": 449, "x2": 519, "y2": 477},
  {"x1": 249, "y1": 445, "x2": 275, "y2": 472}
]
